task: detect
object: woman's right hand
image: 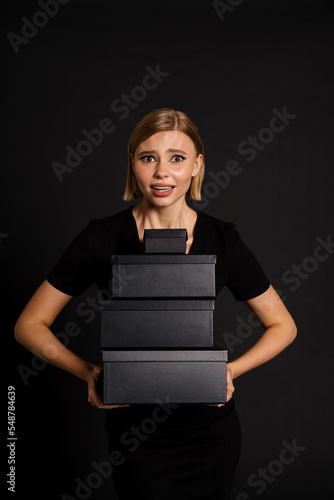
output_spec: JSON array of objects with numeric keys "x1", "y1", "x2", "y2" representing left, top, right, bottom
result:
[
  {"x1": 87, "y1": 365, "x2": 130, "y2": 409},
  {"x1": 13, "y1": 280, "x2": 129, "y2": 410}
]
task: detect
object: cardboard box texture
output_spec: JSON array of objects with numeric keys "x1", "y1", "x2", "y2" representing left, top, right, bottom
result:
[
  {"x1": 102, "y1": 349, "x2": 228, "y2": 405},
  {"x1": 100, "y1": 299, "x2": 214, "y2": 348},
  {"x1": 101, "y1": 249, "x2": 221, "y2": 404},
  {"x1": 111, "y1": 254, "x2": 216, "y2": 298},
  {"x1": 144, "y1": 228, "x2": 188, "y2": 254}
]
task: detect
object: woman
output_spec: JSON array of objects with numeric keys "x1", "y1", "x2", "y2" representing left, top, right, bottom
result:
[{"x1": 14, "y1": 108, "x2": 297, "y2": 499}]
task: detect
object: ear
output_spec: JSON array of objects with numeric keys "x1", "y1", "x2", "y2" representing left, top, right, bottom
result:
[{"x1": 192, "y1": 154, "x2": 202, "y2": 177}]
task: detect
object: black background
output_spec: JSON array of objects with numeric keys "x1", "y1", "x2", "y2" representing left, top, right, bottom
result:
[{"x1": 3, "y1": 1, "x2": 334, "y2": 499}]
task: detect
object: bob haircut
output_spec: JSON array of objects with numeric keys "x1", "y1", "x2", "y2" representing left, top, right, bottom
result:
[{"x1": 123, "y1": 108, "x2": 205, "y2": 201}]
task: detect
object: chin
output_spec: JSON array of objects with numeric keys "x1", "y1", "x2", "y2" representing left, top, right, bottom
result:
[{"x1": 151, "y1": 197, "x2": 175, "y2": 207}]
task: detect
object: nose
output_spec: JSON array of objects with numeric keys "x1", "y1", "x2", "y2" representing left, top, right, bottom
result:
[{"x1": 153, "y1": 159, "x2": 170, "y2": 178}]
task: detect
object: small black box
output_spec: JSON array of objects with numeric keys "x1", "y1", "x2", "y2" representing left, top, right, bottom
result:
[
  {"x1": 102, "y1": 349, "x2": 228, "y2": 405},
  {"x1": 100, "y1": 299, "x2": 214, "y2": 348},
  {"x1": 111, "y1": 254, "x2": 216, "y2": 298},
  {"x1": 144, "y1": 229, "x2": 188, "y2": 254}
]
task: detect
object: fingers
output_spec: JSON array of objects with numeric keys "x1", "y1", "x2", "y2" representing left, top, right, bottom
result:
[
  {"x1": 88, "y1": 394, "x2": 129, "y2": 409},
  {"x1": 205, "y1": 365, "x2": 236, "y2": 407},
  {"x1": 94, "y1": 366, "x2": 103, "y2": 382},
  {"x1": 88, "y1": 365, "x2": 235, "y2": 409},
  {"x1": 225, "y1": 364, "x2": 235, "y2": 403},
  {"x1": 87, "y1": 365, "x2": 130, "y2": 409},
  {"x1": 88, "y1": 389, "x2": 129, "y2": 409},
  {"x1": 89, "y1": 401, "x2": 130, "y2": 410},
  {"x1": 103, "y1": 404, "x2": 130, "y2": 409}
]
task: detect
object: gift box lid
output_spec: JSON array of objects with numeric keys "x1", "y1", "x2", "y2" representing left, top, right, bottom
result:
[
  {"x1": 98, "y1": 299, "x2": 215, "y2": 311},
  {"x1": 111, "y1": 254, "x2": 217, "y2": 264},
  {"x1": 144, "y1": 229, "x2": 188, "y2": 240},
  {"x1": 102, "y1": 349, "x2": 228, "y2": 362}
]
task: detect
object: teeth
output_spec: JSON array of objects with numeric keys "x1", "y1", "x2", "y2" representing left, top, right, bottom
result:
[{"x1": 152, "y1": 186, "x2": 173, "y2": 191}]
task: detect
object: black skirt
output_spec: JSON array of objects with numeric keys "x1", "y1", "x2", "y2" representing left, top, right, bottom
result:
[{"x1": 105, "y1": 398, "x2": 241, "y2": 500}]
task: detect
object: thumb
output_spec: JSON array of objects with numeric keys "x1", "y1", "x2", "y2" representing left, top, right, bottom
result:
[{"x1": 94, "y1": 366, "x2": 103, "y2": 380}]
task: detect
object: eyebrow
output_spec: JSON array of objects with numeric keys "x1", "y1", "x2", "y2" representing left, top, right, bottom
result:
[{"x1": 136, "y1": 148, "x2": 188, "y2": 156}]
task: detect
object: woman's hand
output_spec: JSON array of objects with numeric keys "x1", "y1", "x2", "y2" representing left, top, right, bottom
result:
[
  {"x1": 87, "y1": 365, "x2": 130, "y2": 409},
  {"x1": 226, "y1": 363, "x2": 235, "y2": 402},
  {"x1": 206, "y1": 363, "x2": 235, "y2": 407}
]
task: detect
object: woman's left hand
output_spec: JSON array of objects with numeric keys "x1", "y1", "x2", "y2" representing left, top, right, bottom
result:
[{"x1": 206, "y1": 363, "x2": 235, "y2": 407}]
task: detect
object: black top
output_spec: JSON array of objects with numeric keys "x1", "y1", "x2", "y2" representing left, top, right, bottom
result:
[
  {"x1": 47, "y1": 206, "x2": 270, "y2": 301},
  {"x1": 46, "y1": 206, "x2": 271, "y2": 437}
]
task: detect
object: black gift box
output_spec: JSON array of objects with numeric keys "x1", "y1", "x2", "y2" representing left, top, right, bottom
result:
[
  {"x1": 111, "y1": 254, "x2": 216, "y2": 298},
  {"x1": 144, "y1": 228, "x2": 188, "y2": 254},
  {"x1": 102, "y1": 349, "x2": 228, "y2": 405},
  {"x1": 100, "y1": 299, "x2": 214, "y2": 348},
  {"x1": 102, "y1": 252, "x2": 219, "y2": 405}
]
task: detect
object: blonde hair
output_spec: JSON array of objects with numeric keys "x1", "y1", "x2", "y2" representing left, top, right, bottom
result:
[{"x1": 123, "y1": 108, "x2": 205, "y2": 201}]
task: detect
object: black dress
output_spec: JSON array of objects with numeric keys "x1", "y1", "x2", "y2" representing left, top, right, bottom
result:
[{"x1": 47, "y1": 206, "x2": 270, "y2": 500}]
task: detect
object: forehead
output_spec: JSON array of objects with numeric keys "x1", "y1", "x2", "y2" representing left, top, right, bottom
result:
[{"x1": 136, "y1": 130, "x2": 196, "y2": 153}]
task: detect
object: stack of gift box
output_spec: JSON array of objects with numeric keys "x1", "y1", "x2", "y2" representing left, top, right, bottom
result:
[{"x1": 101, "y1": 229, "x2": 228, "y2": 405}]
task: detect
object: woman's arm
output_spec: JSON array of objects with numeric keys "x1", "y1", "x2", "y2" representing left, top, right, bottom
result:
[
  {"x1": 14, "y1": 280, "x2": 127, "y2": 409},
  {"x1": 228, "y1": 285, "x2": 297, "y2": 380},
  {"x1": 14, "y1": 280, "x2": 92, "y2": 378}
]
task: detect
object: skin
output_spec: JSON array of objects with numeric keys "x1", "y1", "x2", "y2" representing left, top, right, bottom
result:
[
  {"x1": 14, "y1": 129, "x2": 297, "y2": 410},
  {"x1": 130, "y1": 130, "x2": 202, "y2": 254}
]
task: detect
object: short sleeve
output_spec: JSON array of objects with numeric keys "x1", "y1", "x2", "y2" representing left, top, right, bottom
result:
[
  {"x1": 46, "y1": 219, "x2": 101, "y2": 296},
  {"x1": 226, "y1": 225, "x2": 270, "y2": 301}
]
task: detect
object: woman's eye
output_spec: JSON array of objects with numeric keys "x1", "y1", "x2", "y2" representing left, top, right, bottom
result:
[
  {"x1": 141, "y1": 155, "x2": 155, "y2": 162},
  {"x1": 171, "y1": 155, "x2": 185, "y2": 162}
]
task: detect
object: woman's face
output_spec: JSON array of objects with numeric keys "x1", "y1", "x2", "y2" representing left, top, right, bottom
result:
[{"x1": 131, "y1": 130, "x2": 202, "y2": 207}]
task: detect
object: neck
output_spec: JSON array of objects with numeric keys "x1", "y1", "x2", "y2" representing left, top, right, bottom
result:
[{"x1": 133, "y1": 197, "x2": 192, "y2": 230}]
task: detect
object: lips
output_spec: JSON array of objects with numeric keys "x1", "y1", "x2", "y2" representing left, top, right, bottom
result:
[
  {"x1": 150, "y1": 185, "x2": 175, "y2": 196},
  {"x1": 151, "y1": 186, "x2": 174, "y2": 191}
]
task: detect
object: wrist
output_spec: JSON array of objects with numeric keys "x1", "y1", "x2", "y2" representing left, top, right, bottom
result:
[
  {"x1": 80, "y1": 361, "x2": 97, "y2": 383},
  {"x1": 227, "y1": 361, "x2": 236, "y2": 380}
]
